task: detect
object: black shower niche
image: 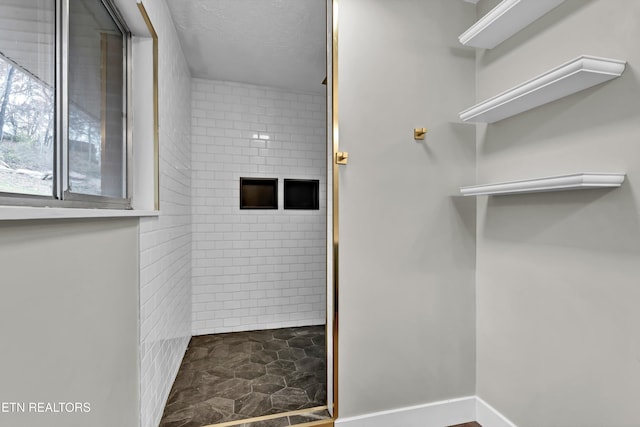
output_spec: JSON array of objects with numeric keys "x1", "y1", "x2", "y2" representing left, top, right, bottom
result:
[
  {"x1": 239, "y1": 178, "x2": 278, "y2": 209},
  {"x1": 284, "y1": 179, "x2": 319, "y2": 210}
]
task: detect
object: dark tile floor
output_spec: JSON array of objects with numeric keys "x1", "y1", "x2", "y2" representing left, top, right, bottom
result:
[{"x1": 160, "y1": 325, "x2": 328, "y2": 427}]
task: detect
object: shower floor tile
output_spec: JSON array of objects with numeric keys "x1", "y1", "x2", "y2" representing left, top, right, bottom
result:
[{"x1": 159, "y1": 325, "x2": 328, "y2": 427}]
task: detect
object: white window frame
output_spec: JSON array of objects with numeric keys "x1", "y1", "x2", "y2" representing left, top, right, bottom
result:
[
  {"x1": 0, "y1": 0, "x2": 160, "y2": 220},
  {"x1": 0, "y1": 0, "x2": 133, "y2": 210}
]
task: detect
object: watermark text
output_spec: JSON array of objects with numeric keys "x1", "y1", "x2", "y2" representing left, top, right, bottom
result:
[{"x1": 1, "y1": 402, "x2": 91, "y2": 414}]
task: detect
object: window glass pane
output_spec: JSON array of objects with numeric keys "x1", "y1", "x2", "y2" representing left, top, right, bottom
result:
[
  {"x1": 68, "y1": 0, "x2": 125, "y2": 198},
  {"x1": 0, "y1": 0, "x2": 54, "y2": 196}
]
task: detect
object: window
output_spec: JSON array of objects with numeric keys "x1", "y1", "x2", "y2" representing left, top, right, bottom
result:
[{"x1": 0, "y1": 0, "x2": 130, "y2": 208}]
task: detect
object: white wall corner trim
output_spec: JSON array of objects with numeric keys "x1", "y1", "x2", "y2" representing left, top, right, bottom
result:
[
  {"x1": 476, "y1": 397, "x2": 518, "y2": 427},
  {"x1": 334, "y1": 396, "x2": 518, "y2": 427},
  {"x1": 335, "y1": 397, "x2": 477, "y2": 427}
]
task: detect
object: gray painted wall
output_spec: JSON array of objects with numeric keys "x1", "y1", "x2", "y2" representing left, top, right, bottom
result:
[
  {"x1": 337, "y1": 0, "x2": 477, "y2": 418},
  {"x1": 0, "y1": 218, "x2": 139, "y2": 427},
  {"x1": 475, "y1": 1, "x2": 640, "y2": 425}
]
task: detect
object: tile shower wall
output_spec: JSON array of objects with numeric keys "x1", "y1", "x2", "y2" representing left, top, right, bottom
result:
[
  {"x1": 138, "y1": 1, "x2": 192, "y2": 427},
  {"x1": 191, "y1": 79, "x2": 326, "y2": 335}
]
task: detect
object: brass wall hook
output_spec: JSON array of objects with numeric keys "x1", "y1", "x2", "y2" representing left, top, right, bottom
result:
[
  {"x1": 414, "y1": 128, "x2": 427, "y2": 140},
  {"x1": 336, "y1": 151, "x2": 349, "y2": 165}
]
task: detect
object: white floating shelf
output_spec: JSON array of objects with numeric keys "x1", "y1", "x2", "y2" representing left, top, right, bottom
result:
[
  {"x1": 459, "y1": 55, "x2": 626, "y2": 123},
  {"x1": 459, "y1": 0, "x2": 566, "y2": 49},
  {"x1": 460, "y1": 173, "x2": 625, "y2": 196}
]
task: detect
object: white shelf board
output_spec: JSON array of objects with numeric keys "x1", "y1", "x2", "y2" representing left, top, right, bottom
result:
[
  {"x1": 459, "y1": 55, "x2": 626, "y2": 123},
  {"x1": 459, "y1": 0, "x2": 566, "y2": 49},
  {"x1": 460, "y1": 173, "x2": 625, "y2": 196}
]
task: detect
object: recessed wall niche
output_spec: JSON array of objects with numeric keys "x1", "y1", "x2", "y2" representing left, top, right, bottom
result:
[
  {"x1": 284, "y1": 179, "x2": 320, "y2": 210},
  {"x1": 239, "y1": 178, "x2": 278, "y2": 209}
]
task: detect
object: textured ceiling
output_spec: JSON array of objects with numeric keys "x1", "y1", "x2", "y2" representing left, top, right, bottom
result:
[{"x1": 166, "y1": 0, "x2": 326, "y2": 93}]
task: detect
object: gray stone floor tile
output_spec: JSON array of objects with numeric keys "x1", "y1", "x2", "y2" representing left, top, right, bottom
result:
[{"x1": 159, "y1": 326, "x2": 327, "y2": 427}]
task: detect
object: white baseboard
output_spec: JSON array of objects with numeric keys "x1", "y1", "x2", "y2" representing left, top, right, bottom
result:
[
  {"x1": 476, "y1": 397, "x2": 517, "y2": 427},
  {"x1": 335, "y1": 396, "x2": 517, "y2": 427},
  {"x1": 334, "y1": 396, "x2": 476, "y2": 427}
]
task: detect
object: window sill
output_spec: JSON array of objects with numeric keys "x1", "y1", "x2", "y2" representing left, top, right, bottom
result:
[{"x1": 0, "y1": 206, "x2": 160, "y2": 221}]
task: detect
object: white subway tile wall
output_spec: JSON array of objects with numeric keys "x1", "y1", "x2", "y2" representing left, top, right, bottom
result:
[
  {"x1": 138, "y1": 2, "x2": 192, "y2": 427},
  {"x1": 191, "y1": 79, "x2": 327, "y2": 336}
]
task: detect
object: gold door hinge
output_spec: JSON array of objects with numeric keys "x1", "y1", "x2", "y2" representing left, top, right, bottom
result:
[{"x1": 336, "y1": 151, "x2": 349, "y2": 165}]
